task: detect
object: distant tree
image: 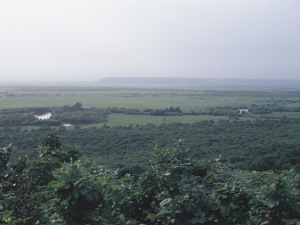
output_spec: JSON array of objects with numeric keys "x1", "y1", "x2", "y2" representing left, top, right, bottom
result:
[
  {"x1": 72, "y1": 102, "x2": 83, "y2": 110},
  {"x1": 151, "y1": 109, "x2": 166, "y2": 116}
]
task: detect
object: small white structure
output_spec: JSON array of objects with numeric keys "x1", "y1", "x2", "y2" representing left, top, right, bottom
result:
[{"x1": 239, "y1": 109, "x2": 249, "y2": 114}]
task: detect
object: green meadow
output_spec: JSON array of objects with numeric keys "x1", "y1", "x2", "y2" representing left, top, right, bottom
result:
[
  {"x1": 88, "y1": 114, "x2": 255, "y2": 127},
  {"x1": 105, "y1": 114, "x2": 227, "y2": 126},
  {"x1": 0, "y1": 88, "x2": 247, "y2": 111},
  {"x1": 1, "y1": 86, "x2": 298, "y2": 109},
  {"x1": 0, "y1": 85, "x2": 299, "y2": 127}
]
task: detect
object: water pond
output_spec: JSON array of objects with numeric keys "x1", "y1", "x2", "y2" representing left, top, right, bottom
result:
[
  {"x1": 35, "y1": 113, "x2": 73, "y2": 127},
  {"x1": 35, "y1": 113, "x2": 52, "y2": 120},
  {"x1": 63, "y1": 123, "x2": 73, "y2": 127}
]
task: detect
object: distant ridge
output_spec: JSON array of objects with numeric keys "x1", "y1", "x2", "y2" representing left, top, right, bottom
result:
[
  {"x1": 98, "y1": 77, "x2": 214, "y2": 86},
  {"x1": 97, "y1": 77, "x2": 300, "y2": 87}
]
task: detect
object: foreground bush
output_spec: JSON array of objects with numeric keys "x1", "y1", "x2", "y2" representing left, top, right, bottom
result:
[{"x1": 1, "y1": 135, "x2": 300, "y2": 224}]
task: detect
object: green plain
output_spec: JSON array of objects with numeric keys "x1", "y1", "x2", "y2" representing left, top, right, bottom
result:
[{"x1": 1, "y1": 85, "x2": 299, "y2": 127}]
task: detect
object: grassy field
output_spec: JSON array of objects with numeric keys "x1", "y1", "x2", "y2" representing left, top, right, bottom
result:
[
  {"x1": 0, "y1": 89, "x2": 250, "y2": 111},
  {"x1": 1, "y1": 86, "x2": 299, "y2": 110},
  {"x1": 260, "y1": 111, "x2": 300, "y2": 118},
  {"x1": 0, "y1": 85, "x2": 299, "y2": 126},
  {"x1": 105, "y1": 114, "x2": 258, "y2": 126},
  {"x1": 106, "y1": 114, "x2": 227, "y2": 126}
]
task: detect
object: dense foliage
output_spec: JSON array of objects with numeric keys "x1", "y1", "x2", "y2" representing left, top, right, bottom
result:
[
  {"x1": 1, "y1": 118, "x2": 300, "y2": 172},
  {"x1": 52, "y1": 103, "x2": 108, "y2": 125},
  {"x1": 1, "y1": 135, "x2": 300, "y2": 224},
  {"x1": 0, "y1": 133, "x2": 82, "y2": 224}
]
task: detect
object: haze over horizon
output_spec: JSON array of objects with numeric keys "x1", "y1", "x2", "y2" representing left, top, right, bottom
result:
[{"x1": 0, "y1": 0, "x2": 300, "y2": 83}]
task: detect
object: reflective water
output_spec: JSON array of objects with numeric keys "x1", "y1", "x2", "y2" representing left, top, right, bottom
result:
[
  {"x1": 35, "y1": 113, "x2": 52, "y2": 120},
  {"x1": 63, "y1": 123, "x2": 73, "y2": 127}
]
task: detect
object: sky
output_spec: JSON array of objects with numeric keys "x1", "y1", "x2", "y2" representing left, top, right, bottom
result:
[{"x1": 0, "y1": 0, "x2": 300, "y2": 82}]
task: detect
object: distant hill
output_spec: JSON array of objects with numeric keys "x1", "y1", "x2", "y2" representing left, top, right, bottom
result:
[{"x1": 97, "y1": 77, "x2": 300, "y2": 87}]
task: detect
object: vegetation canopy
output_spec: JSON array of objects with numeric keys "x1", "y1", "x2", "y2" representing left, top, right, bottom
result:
[{"x1": 0, "y1": 134, "x2": 299, "y2": 224}]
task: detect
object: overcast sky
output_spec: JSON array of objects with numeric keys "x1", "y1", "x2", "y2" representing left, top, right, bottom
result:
[{"x1": 0, "y1": 0, "x2": 299, "y2": 82}]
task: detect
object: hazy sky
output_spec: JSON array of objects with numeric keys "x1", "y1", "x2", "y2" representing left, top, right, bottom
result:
[{"x1": 0, "y1": 0, "x2": 300, "y2": 82}]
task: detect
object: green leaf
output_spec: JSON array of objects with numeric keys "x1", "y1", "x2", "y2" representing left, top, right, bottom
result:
[
  {"x1": 73, "y1": 189, "x2": 79, "y2": 199},
  {"x1": 220, "y1": 205, "x2": 231, "y2": 217},
  {"x1": 160, "y1": 198, "x2": 172, "y2": 207},
  {"x1": 147, "y1": 213, "x2": 156, "y2": 221},
  {"x1": 118, "y1": 214, "x2": 126, "y2": 222},
  {"x1": 229, "y1": 203, "x2": 239, "y2": 210},
  {"x1": 265, "y1": 199, "x2": 279, "y2": 208},
  {"x1": 78, "y1": 187, "x2": 88, "y2": 196},
  {"x1": 190, "y1": 217, "x2": 208, "y2": 224},
  {"x1": 60, "y1": 174, "x2": 74, "y2": 182}
]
